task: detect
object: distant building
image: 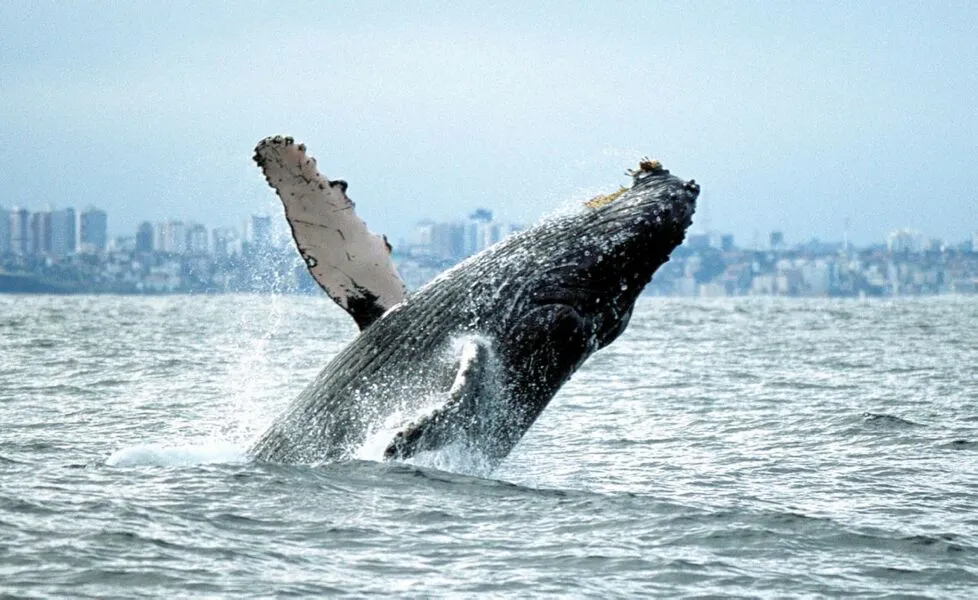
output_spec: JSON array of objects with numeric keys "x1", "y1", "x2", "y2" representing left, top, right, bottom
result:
[
  {"x1": 246, "y1": 215, "x2": 272, "y2": 250},
  {"x1": 770, "y1": 231, "x2": 785, "y2": 251},
  {"x1": 0, "y1": 206, "x2": 9, "y2": 254},
  {"x1": 472, "y1": 221, "x2": 503, "y2": 254},
  {"x1": 463, "y1": 222, "x2": 480, "y2": 256},
  {"x1": 79, "y1": 207, "x2": 108, "y2": 252},
  {"x1": 720, "y1": 234, "x2": 735, "y2": 252},
  {"x1": 464, "y1": 208, "x2": 504, "y2": 256},
  {"x1": 887, "y1": 229, "x2": 922, "y2": 253},
  {"x1": 9, "y1": 207, "x2": 31, "y2": 255},
  {"x1": 411, "y1": 220, "x2": 435, "y2": 251},
  {"x1": 429, "y1": 222, "x2": 465, "y2": 261},
  {"x1": 110, "y1": 236, "x2": 136, "y2": 252},
  {"x1": 30, "y1": 210, "x2": 52, "y2": 255},
  {"x1": 155, "y1": 220, "x2": 186, "y2": 254},
  {"x1": 800, "y1": 260, "x2": 832, "y2": 295},
  {"x1": 136, "y1": 222, "x2": 154, "y2": 253},
  {"x1": 469, "y1": 208, "x2": 493, "y2": 222},
  {"x1": 972, "y1": 231, "x2": 978, "y2": 253},
  {"x1": 686, "y1": 233, "x2": 711, "y2": 251},
  {"x1": 186, "y1": 223, "x2": 209, "y2": 255},
  {"x1": 50, "y1": 208, "x2": 76, "y2": 257},
  {"x1": 212, "y1": 227, "x2": 241, "y2": 257}
]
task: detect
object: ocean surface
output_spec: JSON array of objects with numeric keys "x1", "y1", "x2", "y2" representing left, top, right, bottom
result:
[{"x1": 1, "y1": 294, "x2": 976, "y2": 598}]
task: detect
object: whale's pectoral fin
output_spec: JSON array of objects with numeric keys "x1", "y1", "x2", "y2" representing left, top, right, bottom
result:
[
  {"x1": 384, "y1": 338, "x2": 492, "y2": 460},
  {"x1": 253, "y1": 136, "x2": 407, "y2": 330}
]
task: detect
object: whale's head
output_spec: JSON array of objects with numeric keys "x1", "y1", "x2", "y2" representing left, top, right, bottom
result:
[
  {"x1": 479, "y1": 158, "x2": 698, "y2": 435},
  {"x1": 577, "y1": 159, "x2": 697, "y2": 347},
  {"x1": 510, "y1": 159, "x2": 698, "y2": 355}
]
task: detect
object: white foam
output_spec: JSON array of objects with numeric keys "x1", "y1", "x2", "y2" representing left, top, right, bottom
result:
[
  {"x1": 353, "y1": 395, "x2": 447, "y2": 463},
  {"x1": 402, "y1": 440, "x2": 496, "y2": 479},
  {"x1": 355, "y1": 411, "x2": 411, "y2": 462},
  {"x1": 105, "y1": 442, "x2": 247, "y2": 467}
]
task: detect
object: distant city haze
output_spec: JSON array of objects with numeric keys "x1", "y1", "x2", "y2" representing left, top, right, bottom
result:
[
  {"x1": 2, "y1": 200, "x2": 976, "y2": 297},
  {"x1": 1, "y1": 2, "x2": 976, "y2": 247}
]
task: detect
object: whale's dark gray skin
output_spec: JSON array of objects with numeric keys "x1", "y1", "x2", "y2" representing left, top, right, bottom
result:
[{"x1": 249, "y1": 152, "x2": 698, "y2": 469}]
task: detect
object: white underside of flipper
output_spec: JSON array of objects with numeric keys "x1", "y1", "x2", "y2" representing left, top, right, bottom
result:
[{"x1": 254, "y1": 136, "x2": 407, "y2": 330}]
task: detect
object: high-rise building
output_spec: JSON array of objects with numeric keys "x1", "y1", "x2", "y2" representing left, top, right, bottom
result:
[
  {"x1": 464, "y1": 221, "x2": 480, "y2": 256},
  {"x1": 769, "y1": 231, "x2": 785, "y2": 251},
  {"x1": 50, "y1": 208, "x2": 76, "y2": 257},
  {"x1": 30, "y1": 210, "x2": 53, "y2": 255},
  {"x1": 429, "y1": 222, "x2": 465, "y2": 261},
  {"x1": 246, "y1": 214, "x2": 272, "y2": 250},
  {"x1": 720, "y1": 234, "x2": 736, "y2": 252},
  {"x1": 0, "y1": 206, "x2": 10, "y2": 254},
  {"x1": 79, "y1": 207, "x2": 108, "y2": 252},
  {"x1": 686, "y1": 233, "x2": 711, "y2": 251},
  {"x1": 136, "y1": 222, "x2": 154, "y2": 253},
  {"x1": 154, "y1": 222, "x2": 166, "y2": 253},
  {"x1": 155, "y1": 220, "x2": 186, "y2": 254},
  {"x1": 186, "y1": 223, "x2": 209, "y2": 255},
  {"x1": 887, "y1": 229, "x2": 922, "y2": 253},
  {"x1": 469, "y1": 209, "x2": 511, "y2": 257},
  {"x1": 486, "y1": 222, "x2": 504, "y2": 249},
  {"x1": 212, "y1": 227, "x2": 241, "y2": 257},
  {"x1": 110, "y1": 236, "x2": 136, "y2": 253},
  {"x1": 9, "y1": 207, "x2": 31, "y2": 255},
  {"x1": 463, "y1": 208, "x2": 505, "y2": 256},
  {"x1": 413, "y1": 220, "x2": 435, "y2": 247}
]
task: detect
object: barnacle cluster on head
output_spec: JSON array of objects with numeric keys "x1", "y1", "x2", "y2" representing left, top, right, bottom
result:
[
  {"x1": 584, "y1": 186, "x2": 628, "y2": 209},
  {"x1": 627, "y1": 157, "x2": 665, "y2": 180},
  {"x1": 583, "y1": 156, "x2": 669, "y2": 210}
]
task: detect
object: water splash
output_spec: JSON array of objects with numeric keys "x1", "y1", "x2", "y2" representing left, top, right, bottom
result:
[
  {"x1": 105, "y1": 442, "x2": 247, "y2": 467},
  {"x1": 352, "y1": 332, "x2": 507, "y2": 477},
  {"x1": 353, "y1": 402, "x2": 498, "y2": 478},
  {"x1": 218, "y1": 244, "x2": 310, "y2": 444},
  {"x1": 104, "y1": 246, "x2": 310, "y2": 465},
  {"x1": 401, "y1": 440, "x2": 497, "y2": 478},
  {"x1": 217, "y1": 297, "x2": 291, "y2": 445}
]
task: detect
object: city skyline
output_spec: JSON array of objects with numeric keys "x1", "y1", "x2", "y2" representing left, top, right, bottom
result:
[
  {"x1": 2, "y1": 201, "x2": 977, "y2": 261},
  {"x1": 3, "y1": 197, "x2": 976, "y2": 297},
  {"x1": 3, "y1": 154, "x2": 976, "y2": 248},
  {"x1": 4, "y1": 194, "x2": 976, "y2": 252}
]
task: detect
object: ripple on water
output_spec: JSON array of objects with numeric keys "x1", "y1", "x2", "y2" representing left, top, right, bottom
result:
[{"x1": 2, "y1": 295, "x2": 978, "y2": 597}]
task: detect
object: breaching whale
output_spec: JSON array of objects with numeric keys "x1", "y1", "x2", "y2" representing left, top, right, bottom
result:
[{"x1": 248, "y1": 136, "x2": 698, "y2": 469}]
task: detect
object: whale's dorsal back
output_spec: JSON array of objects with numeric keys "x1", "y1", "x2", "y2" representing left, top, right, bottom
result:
[{"x1": 254, "y1": 136, "x2": 407, "y2": 330}]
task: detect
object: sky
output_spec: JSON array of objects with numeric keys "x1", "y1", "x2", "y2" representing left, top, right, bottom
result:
[{"x1": 1, "y1": 1, "x2": 976, "y2": 247}]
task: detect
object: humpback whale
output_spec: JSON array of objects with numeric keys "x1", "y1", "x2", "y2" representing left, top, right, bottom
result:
[{"x1": 249, "y1": 136, "x2": 698, "y2": 469}]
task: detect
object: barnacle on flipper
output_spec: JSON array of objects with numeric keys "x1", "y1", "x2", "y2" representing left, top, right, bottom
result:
[{"x1": 584, "y1": 186, "x2": 628, "y2": 209}]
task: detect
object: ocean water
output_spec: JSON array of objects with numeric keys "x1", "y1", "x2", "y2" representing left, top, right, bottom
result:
[{"x1": 1, "y1": 294, "x2": 976, "y2": 598}]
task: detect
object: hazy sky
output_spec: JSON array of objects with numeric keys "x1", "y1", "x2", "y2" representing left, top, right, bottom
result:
[{"x1": 1, "y1": 1, "x2": 975, "y2": 246}]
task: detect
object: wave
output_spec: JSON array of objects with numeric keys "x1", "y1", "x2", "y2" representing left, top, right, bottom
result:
[{"x1": 105, "y1": 442, "x2": 247, "y2": 467}]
